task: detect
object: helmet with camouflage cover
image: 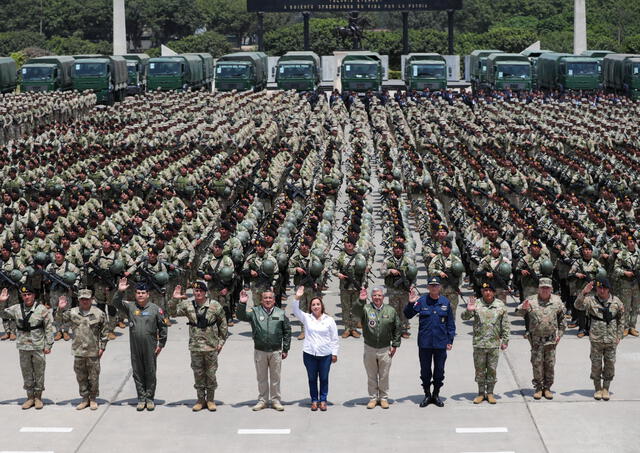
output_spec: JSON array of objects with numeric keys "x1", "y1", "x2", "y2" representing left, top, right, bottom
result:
[
  {"x1": 497, "y1": 262, "x2": 512, "y2": 279},
  {"x1": 451, "y1": 261, "x2": 465, "y2": 277},
  {"x1": 354, "y1": 253, "x2": 367, "y2": 275}
]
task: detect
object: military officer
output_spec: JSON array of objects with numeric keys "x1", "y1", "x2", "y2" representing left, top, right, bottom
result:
[
  {"x1": 574, "y1": 279, "x2": 624, "y2": 401},
  {"x1": 170, "y1": 281, "x2": 227, "y2": 412},
  {"x1": 516, "y1": 278, "x2": 566, "y2": 400},
  {"x1": 569, "y1": 243, "x2": 605, "y2": 338},
  {"x1": 0, "y1": 285, "x2": 54, "y2": 410},
  {"x1": 59, "y1": 289, "x2": 109, "y2": 410},
  {"x1": 379, "y1": 241, "x2": 414, "y2": 338},
  {"x1": 461, "y1": 281, "x2": 510, "y2": 404},
  {"x1": 112, "y1": 278, "x2": 168, "y2": 411}
]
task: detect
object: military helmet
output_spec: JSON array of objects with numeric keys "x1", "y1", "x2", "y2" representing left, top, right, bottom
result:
[
  {"x1": 595, "y1": 268, "x2": 608, "y2": 281},
  {"x1": 309, "y1": 259, "x2": 324, "y2": 278},
  {"x1": 218, "y1": 266, "x2": 234, "y2": 282},
  {"x1": 311, "y1": 247, "x2": 326, "y2": 263},
  {"x1": 261, "y1": 258, "x2": 277, "y2": 275},
  {"x1": 231, "y1": 248, "x2": 244, "y2": 266},
  {"x1": 539, "y1": 259, "x2": 554, "y2": 277},
  {"x1": 110, "y1": 259, "x2": 125, "y2": 275},
  {"x1": 62, "y1": 271, "x2": 77, "y2": 286},
  {"x1": 451, "y1": 261, "x2": 465, "y2": 277},
  {"x1": 277, "y1": 252, "x2": 289, "y2": 270},
  {"x1": 497, "y1": 262, "x2": 512, "y2": 279},
  {"x1": 405, "y1": 264, "x2": 418, "y2": 282},
  {"x1": 235, "y1": 230, "x2": 250, "y2": 246},
  {"x1": 34, "y1": 252, "x2": 49, "y2": 266},
  {"x1": 353, "y1": 253, "x2": 367, "y2": 274},
  {"x1": 322, "y1": 211, "x2": 334, "y2": 222},
  {"x1": 8, "y1": 269, "x2": 22, "y2": 282},
  {"x1": 23, "y1": 266, "x2": 35, "y2": 278},
  {"x1": 153, "y1": 271, "x2": 170, "y2": 286}
]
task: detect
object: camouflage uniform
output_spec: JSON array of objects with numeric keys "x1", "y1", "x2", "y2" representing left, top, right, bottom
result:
[
  {"x1": 87, "y1": 249, "x2": 119, "y2": 333},
  {"x1": 332, "y1": 251, "x2": 366, "y2": 332},
  {"x1": 243, "y1": 251, "x2": 278, "y2": 306},
  {"x1": 461, "y1": 298, "x2": 510, "y2": 394},
  {"x1": 45, "y1": 259, "x2": 80, "y2": 334},
  {"x1": 201, "y1": 253, "x2": 234, "y2": 317},
  {"x1": 4, "y1": 302, "x2": 54, "y2": 397},
  {"x1": 612, "y1": 247, "x2": 640, "y2": 331},
  {"x1": 62, "y1": 305, "x2": 109, "y2": 401},
  {"x1": 428, "y1": 252, "x2": 463, "y2": 317},
  {"x1": 170, "y1": 297, "x2": 227, "y2": 403},
  {"x1": 380, "y1": 254, "x2": 413, "y2": 333},
  {"x1": 574, "y1": 291, "x2": 624, "y2": 391},
  {"x1": 516, "y1": 294, "x2": 566, "y2": 391}
]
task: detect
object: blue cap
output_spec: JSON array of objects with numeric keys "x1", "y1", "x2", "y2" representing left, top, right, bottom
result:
[
  {"x1": 595, "y1": 278, "x2": 611, "y2": 289},
  {"x1": 135, "y1": 282, "x2": 149, "y2": 291},
  {"x1": 427, "y1": 276, "x2": 441, "y2": 285}
]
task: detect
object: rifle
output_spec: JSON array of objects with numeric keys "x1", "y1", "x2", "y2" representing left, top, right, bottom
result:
[
  {"x1": 39, "y1": 269, "x2": 74, "y2": 292},
  {"x1": 0, "y1": 269, "x2": 20, "y2": 288},
  {"x1": 136, "y1": 266, "x2": 166, "y2": 295},
  {"x1": 86, "y1": 262, "x2": 116, "y2": 289}
]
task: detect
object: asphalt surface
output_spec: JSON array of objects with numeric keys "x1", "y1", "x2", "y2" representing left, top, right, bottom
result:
[{"x1": 0, "y1": 163, "x2": 638, "y2": 453}]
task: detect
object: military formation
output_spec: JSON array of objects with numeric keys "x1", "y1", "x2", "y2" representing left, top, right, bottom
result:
[{"x1": 0, "y1": 86, "x2": 637, "y2": 410}]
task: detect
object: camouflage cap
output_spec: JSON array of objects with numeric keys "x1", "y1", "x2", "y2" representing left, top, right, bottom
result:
[
  {"x1": 78, "y1": 288, "x2": 93, "y2": 299},
  {"x1": 538, "y1": 278, "x2": 553, "y2": 288}
]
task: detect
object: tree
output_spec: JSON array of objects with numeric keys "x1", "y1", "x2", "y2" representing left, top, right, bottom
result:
[
  {"x1": 168, "y1": 31, "x2": 232, "y2": 57},
  {"x1": 45, "y1": 35, "x2": 112, "y2": 55},
  {"x1": 141, "y1": 0, "x2": 205, "y2": 46},
  {"x1": 0, "y1": 31, "x2": 46, "y2": 56}
]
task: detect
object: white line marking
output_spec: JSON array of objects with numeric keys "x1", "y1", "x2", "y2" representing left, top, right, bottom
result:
[
  {"x1": 1, "y1": 451, "x2": 55, "y2": 453},
  {"x1": 456, "y1": 427, "x2": 509, "y2": 434},
  {"x1": 20, "y1": 427, "x2": 73, "y2": 433},
  {"x1": 461, "y1": 451, "x2": 515, "y2": 453},
  {"x1": 237, "y1": 429, "x2": 291, "y2": 435}
]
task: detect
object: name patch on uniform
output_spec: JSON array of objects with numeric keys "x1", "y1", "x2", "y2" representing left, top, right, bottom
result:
[
  {"x1": 441, "y1": 305, "x2": 447, "y2": 310},
  {"x1": 142, "y1": 312, "x2": 149, "y2": 316}
]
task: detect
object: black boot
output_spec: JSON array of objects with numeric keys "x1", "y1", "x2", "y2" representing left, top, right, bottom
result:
[
  {"x1": 430, "y1": 387, "x2": 444, "y2": 407},
  {"x1": 420, "y1": 388, "x2": 431, "y2": 407}
]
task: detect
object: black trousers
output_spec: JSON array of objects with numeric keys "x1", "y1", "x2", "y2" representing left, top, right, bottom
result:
[{"x1": 419, "y1": 347, "x2": 447, "y2": 392}]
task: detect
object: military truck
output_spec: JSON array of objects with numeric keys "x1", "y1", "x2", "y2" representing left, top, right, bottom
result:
[
  {"x1": 603, "y1": 53, "x2": 640, "y2": 99},
  {"x1": 275, "y1": 51, "x2": 321, "y2": 91},
  {"x1": 581, "y1": 50, "x2": 612, "y2": 82},
  {"x1": 469, "y1": 49, "x2": 503, "y2": 92},
  {"x1": 537, "y1": 53, "x2": 601, "y2": 91},
  {"x1": 19, "y1": 56, "x2": 75, "y2": 92},
  {"x1": 0, "y1": 57, "x2": 17, "y2": 93},
  {"x1": 486, "y1": 53, "x2": 532, "y2": 91},
  {"x1": 521, "y1": 49, "x2": 552, "y2": 88},
  {"x1": 72, "y1": 55, "x2": 128, "y2": 104},
  {"x1": 147, "y1": 54, "x2": 204, "y2": 92},
  {"x1": 122, "y1": 54, "x2": 150, "y2": 94},
  {"x1": 403, "y1": 53, "x2": 447, "y2": 91},
  {"x1": 214, "y1": 52, "x2": 268, "y2": 92},
  {"x1": 184, "y1": 53, "x2": 214, "y2": 90},
  {"x1": 339, "y1": 51, "x2": 383, "y2": 93}
]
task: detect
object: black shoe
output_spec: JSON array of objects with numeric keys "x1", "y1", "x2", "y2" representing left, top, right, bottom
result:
[
  {"x1": 430, "y1": 390, "x2": 444, "y2": 407},
  {"x1": 419, "y1": 392, "x2": 431, "y2": 407}
]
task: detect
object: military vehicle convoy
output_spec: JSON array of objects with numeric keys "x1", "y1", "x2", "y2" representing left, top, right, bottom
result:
[
  {"x1": 148, "y1": 54, "x2": 206, "y2": 92},
  {"x1": 537, "y1": 53, "x2": 601, "y2": 91},
  {"x1": 215, "y1": 52, "x2": 268, "y2": 92},
  {"x1": 275, "y1": 51, "x2": 321, "y2": 92},
  {"x1": 72, "y1": 55, "x2": 128, "y2": 104},
  {"x1": 0, "y1": 57, "x2": 18, "y2": 93},
  {"x1": 403, "y1": 53, "x2": 447, "y2": 91},
  {"x1": 339, "y1": 52, "x2": 383, "y2": 92},
  {"x1": 19, "y1": 56, "x2": 75, "y2": 92},
  {"x1": 603, "y1": 53, "x2": 640, "y2": 100}
]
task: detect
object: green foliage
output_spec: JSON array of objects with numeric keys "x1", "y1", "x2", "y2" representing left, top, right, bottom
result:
[
  {"x1": 45, "y1": 36, "x2": 112, "y2": 56},
  {"x1": 623, "y1": 35, "x2": 640, "y2": 53},
  {"x1": 0, "y1": 31, "x2": 46, "y2": 56},
  {"x1": 167, "y1": 31, "x2": 232, "y2": 57},
  {"x1": 265, "y1": 18, "x2": 344, "y2": 57},
  {"x1": 388, "y1": 69, "x2": 401, "y2": 79},
  {"x1": 481, "y1": 27, "x2": 538, "y2": 53},
  {"x1": 10, "y1": 51, "x2": 27, "y2": 68}
]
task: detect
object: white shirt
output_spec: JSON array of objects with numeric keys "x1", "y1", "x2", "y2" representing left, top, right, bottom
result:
[{"x1": 291, "y1": 299, "x2": 339, "y2": 357}]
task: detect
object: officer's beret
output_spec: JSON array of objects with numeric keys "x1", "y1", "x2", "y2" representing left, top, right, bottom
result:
[
  {"x1": 192, "y1": 281, "x2": 207, "y2": 291},
  {"x1": 220, "y1": 221, "x2": 232, "y2": 231},
  {"x1": 392, "y1": 241, "x2": 405, "y2": 249},
  {"x1": 345, "y1": 237, "x2": 357, "y2": 245},
  {"x1": 581, "y1": 243, "x2": 593, "y2": 251},
  {"x1": 442, "y1": 240, "x2": 452, "y2": 248},
  {"x1": 481, "y1": 281, "x2": 496, "y2": 291},
  {"x1": 212, "y1": 240, "x2": 224, "y2": 249},
  {"x1": 595, "y1": 278, "x2": 611, "y2": 289},
  {"x1": 19, "y1": 284, "x2": 35, "y2": 294},
  {"x1": 437, "y1": 224, "x2": 449, "y2": 232},
  {"x1": 148, "y1": 247, "x2": 159, "y2": 255}
]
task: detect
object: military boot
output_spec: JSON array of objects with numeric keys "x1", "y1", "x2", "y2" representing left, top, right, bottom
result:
[
  {"x1": 136, "y1": 400, "x2": 146, "y2": 411},
  {"x1": 533, "y1": 388, "x2": 543, "y2": 400},
  {"x1": 76, "y1": 399, "x2": 90, "y2": 410},
  {"x1": 543, "y1": 389, "x2": 553, "y2": 400},
  {"x1": 485, "y1": 385, "x2": 497, "y2": 404},
  {"x1": 34, "y1": 392, "x2": 44, "y2": 409},
  {"x1": 473, "y1": 385, "x2": 485, "y2": 404},
  {"x1": 89, "y1": 399, "x2": 99, "y2": 410},
  {"x1": 22, "y1": 394, "x2": 35, "y2": 410},
  {"x1": 419, "y1": 388, "x2": 431, "y2": 407},
  {"x1": 602, "y1": 381, "x2": 611, "y2": 401},
  {"x1": 192, "y1": 390, "x2": 206, "y2": 412},
  {"x1": 206, "y1": 391, "x2": 217, "y2": 411},
  {"x1": 593, "y1": 380, "x2": 602, "y2": 400},
  {"x1": 430, "y1": 387, "x2": 444, "y2": 407}
]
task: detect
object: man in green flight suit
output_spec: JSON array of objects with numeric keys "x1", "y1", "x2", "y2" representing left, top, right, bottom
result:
[{"x1": 113, "y1": 277, "x2": 168, "y2": 411}]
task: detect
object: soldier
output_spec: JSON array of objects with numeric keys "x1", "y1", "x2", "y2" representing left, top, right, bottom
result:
[
  {"x1": 0, "y1": 285, "x2": 54, "y2": 410},
  {"x1": 112, "y1": 278, "x2": 168, "y2": 411},
  {"x1": 574, "y1": 279, "x2": 624, "y2": 400},
  {"x1": 170, "y1": 281, "x2": 227, "y2": 412},
  {"x1": 201, "y1": 240, "x2": 235, "y2": 325},
  {"x1": 354, "y1": 286, "x2": 401, "y2": 409},
  {"x1": 461, "y1": 282, "x2": 510, "y2": 404},
  {"x1": 44, "y1": 247, "x2": 80, "y2": 341},
  {"x1": 516, "y1": 278, "x2": 565, "y2": 400},
  {"x1": 87, "y1": 237, "x2": 119, "y2": 339},
  {"x1": 380, "y1": 241, "x2": 414, "y2": 338},
  {"x1": 133, "y1": 247, "x2": 170, "y2": 313},
  {"x1": 288, "y1": 239, "x2": 324, "y2": 340},
  {"x1": 428, "y1": 239, "x2": 464, "y2": 318},
  {"x1": 612, "y1": 235, "x2": 640, "y2": 337},
  {"x1": 243, "y1": 239, "x2": 279, "y2": 307},
  {"x1": 332, "y1": 237, "x2": 368, "y2": 338},
  {"x1": 0, "y1": 243, "x2": 22, "y2": 340},
  {"x1": 58, "y1": 289, "x2": 109, "y2": 410},
  {"x1": 568, "y1": 243, "x2": 605, "y2": 338},
  {"x1": 476, "y1": 242, "x2": 512, "y2": 302},
  {"x1": 236, "y1": 289, "x2": 291, "y2": 412}
]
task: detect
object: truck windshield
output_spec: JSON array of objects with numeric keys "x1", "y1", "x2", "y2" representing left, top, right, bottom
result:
[
  {"x1": 74, "y1": 63, "x2": 107, "y2": 77},
  {"x1": 413, "y1": 64, "x2": 445, "y2": 78},
  {"x1": 497, "y1": 64, "x2": 530, "y2": 78},
  {"x1": 149, "y1": 62, "x2": 181, "y2": 76},
  {"x1": 343, "y1": 63, "x2": 377, "y2": 78},
  {"x1": 127, "y1": 63, "x2": 137, "y2": 76},
  {"x1": 632, "y1": 63, "x2": 640, "y2": 75},
  {"x1": 216, "y1": 64, "x2": 250, "y2": 78},
  {"x1": 566, "y1": 62, "x2": 599, "y2": 76},
  {"x1": 22, "y1": 67, "x2": 54, "y2": 81},
  {"x1": 279, "y1": 64, "x2": 312, "y2": 79}
]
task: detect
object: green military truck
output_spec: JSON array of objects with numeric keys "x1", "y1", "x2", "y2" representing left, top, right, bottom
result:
[
  {"x1": 147, "y1": 54, "x2": 204, "y2": 92},
  {"x1": 72, "y1": 55, "x2": 128, "y2": 104},
  {"x1": 122, "y1": 54, "x2": 150, "y2": 94},
  {"x1": 403, "y1": 53, "x2": 447, "y2": 91},
  {"x1": 469, "y1": 49, "x2": 503, "y2": 92},
  {"x1": 581, "y1": 50, "x2": 612, "y2": 82},
  {"x1": 275, "y1": 51, "x2": 321, "y2": 92},
  {"x1": 19, "y1": 56, "x2": 75, "y2": 92},
  {"x1": 0, "y1": 57, "x2": 17, "y2": 93},
  {"x1": 185, "y1": 53, "x2": 214, "y2": 91},
  {"x1": 486, "y1": 53, "x2": 532, "y2": 91},
  {"x1": 521, "y1": 49, "x2": 552, "y2": 88},
  {"x1": 537, "y1": 53, "x2": 601, "y2": 91},
  {"x1": 214, "y1": 52, "x2": 268, "y2": 92},
  {"x1": 339, "y1": 52, "x2": 383, "y2": 93},
  {"x1": 603, "y1": 53, "x2": 640, "y2": 100}
]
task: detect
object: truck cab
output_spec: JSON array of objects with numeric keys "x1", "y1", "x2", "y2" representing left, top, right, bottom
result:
[
  {"x1": 122, "y1": 54, "x2": 150, "y2": 94},
  {"x1": 19, "y1": 56, "x2": 74, "y2": 92},
  {"x1": 404, "y1": 53, "x2": 447, "y2": 91},
  {"x1": 339, "y1": 52, "x2": 383, "y2": 93},
  {"x1": 215, "y1": 52, "x2": 268, "y2": 92},
  {"x1": 469, "y1": 49, "x2": 503, "y2": 92},
  {"x1": 275, "y1": 51, "x2": 320, "y2": 92},
  {"x1": 147, "y1": 55, "x2": 203, "y2": 92},
  {"x1": 72, "y1": 56, "x2": 127, "y2": 104},
  {"x1": 486, "y1": 53, "x2": 532, "y2": 91}
]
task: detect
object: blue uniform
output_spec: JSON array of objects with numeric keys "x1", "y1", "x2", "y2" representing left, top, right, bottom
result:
[{"x1": 405, "y1": 295, "x2": 456, "y2": 392}]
